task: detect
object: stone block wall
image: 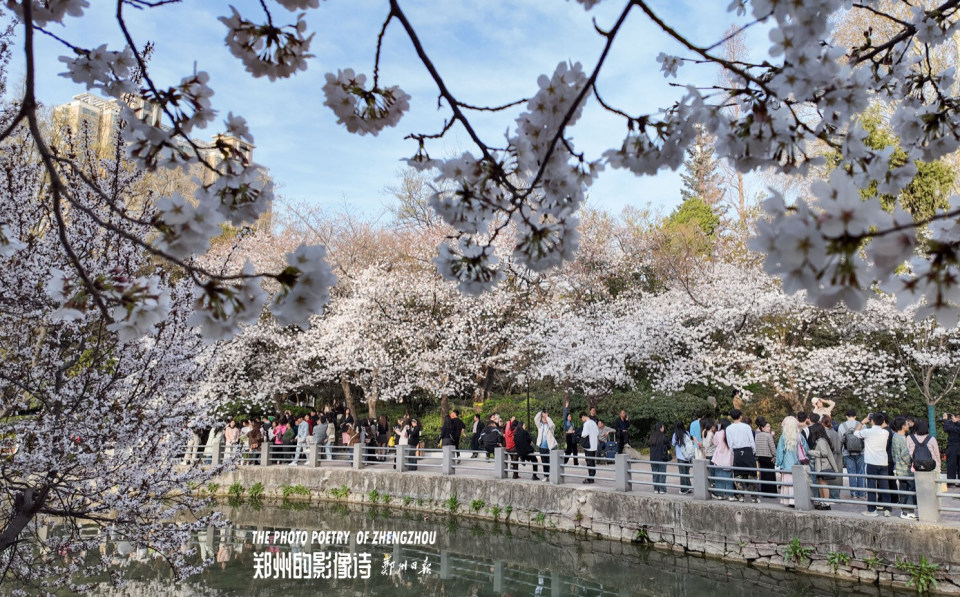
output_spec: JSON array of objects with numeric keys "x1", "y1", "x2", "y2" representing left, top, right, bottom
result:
[{"x1": 206, "y1": 466, "x2": 960, "y2": 593}]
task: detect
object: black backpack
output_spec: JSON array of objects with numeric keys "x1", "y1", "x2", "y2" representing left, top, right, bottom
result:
[
  {"x1": 841, "y1": 424, "x2": 863, "y2": 454},
  {"x1": 910, "y1": 434, "x2": 937, "y2": 471}
]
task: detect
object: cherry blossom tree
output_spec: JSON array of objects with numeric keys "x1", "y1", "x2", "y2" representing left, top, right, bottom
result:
[
  {"x1": 0, "y1": 124, "x2": 227, "y2": 591},
  {"x1": 8, "y1": 0, "x2": 960, "y2": 342}
]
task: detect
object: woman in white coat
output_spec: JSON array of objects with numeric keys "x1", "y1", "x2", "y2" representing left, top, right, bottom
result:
[{"x1": 535, "y1": 410, "x2": 558, "y2": 478}]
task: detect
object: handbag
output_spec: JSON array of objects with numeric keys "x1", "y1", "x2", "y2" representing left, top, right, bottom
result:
[
  {"x1": 578, "y1": 435, "x2": 591, "y2": 450},
  {"x1": 797, "y1": 436, "x2": 810, "y2": 465}
]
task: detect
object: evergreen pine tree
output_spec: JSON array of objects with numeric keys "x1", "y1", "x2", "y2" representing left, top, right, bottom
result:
[{"x1": 680, "y1": 125, "x2": 724, "y2": 206}]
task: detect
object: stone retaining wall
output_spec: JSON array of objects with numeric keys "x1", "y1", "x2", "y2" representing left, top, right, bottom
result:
[{"x1": 208, "y1": 466, "x2": 960, "y2": 594}]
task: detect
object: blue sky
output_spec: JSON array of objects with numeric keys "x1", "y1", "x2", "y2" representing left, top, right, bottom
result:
[{"x1": 19, "y1": 1, "x2": 770, "y2": 220}]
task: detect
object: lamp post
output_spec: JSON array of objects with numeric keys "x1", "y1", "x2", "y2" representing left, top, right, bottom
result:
[{"x1": 526, "y1": 380, "x2": 530, "y2": 429}]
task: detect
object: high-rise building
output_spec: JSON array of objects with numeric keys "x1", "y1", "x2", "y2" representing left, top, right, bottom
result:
[{"x1": 53, "y1": 93, "x2": 272, "y2": 230}]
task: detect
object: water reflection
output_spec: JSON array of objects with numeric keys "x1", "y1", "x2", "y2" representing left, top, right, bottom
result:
[{"x1": 87, "y1": 502, "x2": 912, "y2": 597}]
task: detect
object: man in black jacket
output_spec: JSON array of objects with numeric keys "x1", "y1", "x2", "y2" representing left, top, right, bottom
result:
[
  {"x1": 944, "y1": 413, "x2": 960, "y2": 479},
  {"x1": 479, "y1": 419, "x2": 503, "y2": 458},
  {"x1": 440, "y1": 410, "x2": 467, "y2": 462},
  {"x1": 514, "y1": 422, "x2": 540, "y2": 481}
]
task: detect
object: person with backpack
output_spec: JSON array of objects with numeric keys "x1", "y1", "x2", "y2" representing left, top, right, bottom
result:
[
  {"x1": 671, "y1": 420, "x2": 696, "y2": 495},
  {"x1": 648, "y1": 422, "x2": 670, "y2": 494},
  {"x1": 890, "y1": 416, "x2": 917, "y2": 519},
  {"x1": 838, "y1": 409, "x2": 866, "y2": 499},
  {"x1": 907, "y1": 418, "x2": 941, "y2": 511}
]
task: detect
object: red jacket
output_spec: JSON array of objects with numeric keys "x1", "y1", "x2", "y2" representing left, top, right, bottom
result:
[{"x1": 505, "y1": 420, "x2": 516, "y2": 451}]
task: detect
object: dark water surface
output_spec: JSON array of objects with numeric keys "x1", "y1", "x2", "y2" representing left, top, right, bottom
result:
[{"x1": 92, "y1": 501, "x2": 914, "y2": 596}]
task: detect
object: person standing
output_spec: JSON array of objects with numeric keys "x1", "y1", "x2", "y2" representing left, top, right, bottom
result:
[
  {"x1": 406, "y1": 419, "x2": 421, "y2": 471},
  {"x1": 615, "y1": 410, "x2": 630, "y2": 454},
  {"x1": 648, "y1": 422, "x2": 670, "y2": 494},
  {"x1": 580, "y1": 412, "x2": 599, "y2": 484},
  {"x1": 890, "y1": 416, "x2": 916, "y2": 519},
  {"x1": 224, "y1": 420, "x2": 240, "y2": 459},
  {"x1": 943, "y1": 413, "x2": 960, "y2": 480},
  {"x1": 562, "y1": 400, "x2": 579, "y2": 466},
  {"x1": 469, "y1": 414, "x2": 482, "y2": 457},
  {"x1": 725, "y1": 409, "x2": 758, "y2": 503},
  {"x1": 775, "y1": 416, "x2": 807, "y2": 507},
  {"x1": 855, "y1": 413, "x2": 892, "y2": 517},
  {"x1": 821, "y1": 415, "x2": 843, "y2": 500},
  {"x1": 838, "y1": 410, "x2": 866, "y2": 498},
  {"x1": 807, "y1": 423, "x2": 839, "y2": 510},
  {"x1": 289, "y1": 415, "x2": 309, "y2": 465},
  {"x1": 671, "y1": 421, "x2": 695, "y2": 495},
  {"x1": 711, "y1": 419, "x2": 734, "y2": 500},
  {"x1": 689, "y1": 413, "x2": 703, "y2": 457},
  {"x1": 536, "y1": 410, "x2": 558, "y2": 478},
  {"x1": 514, "y1": 422, "x2": 540, "y2": 480},
  {"x1": 755, "y1": 417, "x2": 777, "y2": 497},
  {"x1": 505, "y1": 416, "x2": 519, "y2": 478}
]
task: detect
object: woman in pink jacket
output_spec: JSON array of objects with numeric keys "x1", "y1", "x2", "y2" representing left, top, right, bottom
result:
[{"x1": 711, "y1": 419, "x2": 734, "y2": 500}]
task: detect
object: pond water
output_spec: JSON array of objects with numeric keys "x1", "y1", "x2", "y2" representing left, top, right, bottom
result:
[{"x1": 93, "y1": 501, "x2": 913, "y2": 597}]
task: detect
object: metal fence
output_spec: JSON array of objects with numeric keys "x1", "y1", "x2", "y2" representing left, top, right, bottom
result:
[{"x1": 182, "y1": 439, "x2": 959, "y2": 522}]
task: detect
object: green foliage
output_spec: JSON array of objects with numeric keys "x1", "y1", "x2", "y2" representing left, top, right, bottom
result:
[
  {"x1": 280, "y1": 484, "x2": 310, "y2": 499},
  {"x1": 470, "y1": 499, "x2": 486, "y2": 514},
  {"x1": 491, "y1": 505, "x2": 502, "y2": 520},
  {"x1": 783, "y1": 537, "x2": 813, "y2": 564},
  {"x1": 416, "y1": 498, "x2": 424, "y2": 507},
  {"x1": 228, "y1": 482, "x2": 244, "y2": 499},
  {"x1": 634, "y1": 528, "x2": 650, "y2": 543},
  {"x1": 532, "y1": 511, "x2": 546, "y2": 525},
  {"x1": 505, "y1": 505, "x2": 513, "y2": 518},
  {"x1": 381, "y1": 494, "x2": 391, "y2": 504},
  {"x1": 666, "y1": 196, "x2": 720, "y2": 237},
  {"x1": 402, "y1": 496, "x2": 413, "y2": 506},
  {"x1": 896, "y1": 556, "x2": 939, "y2": 594},
  {"x1": 864, "y1": 554, "x2": 884, "y2": 570},
  {"x1": 858, "y1": 111, "x2": 954, "y2": 221},
  {"x1": 443, "y1": 494, "x2": 461, "y2": 512},
  {"x1": 206, "y1": 483, "x2": 220, "y2": 495},
  {"x1": 329, "y1": 485, "x2": 350, "y2": 500},
  {"x1": 248, "y1": 482, "x2": 265, "y2": 500},
  {"x1": 367, "y1": 489, "x2": 381, "y2": 503},
  {"x1": 827, "y1": 551, "x2": 851, "y2": 573}
]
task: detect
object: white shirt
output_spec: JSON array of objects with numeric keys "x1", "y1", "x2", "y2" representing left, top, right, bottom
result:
[
  {"x1": 854, "y1": 425, "x2": 890, "y2": 466},
  {"x1": 581, "y1": 419, "x2": 599, "y2": 452},
  {"x1": 725, "y1": 422, "x2": 756, "y2": 451}
]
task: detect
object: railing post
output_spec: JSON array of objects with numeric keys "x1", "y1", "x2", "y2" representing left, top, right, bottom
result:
[
  {"x1": 307, "y1": 440, "x2": 318, "y2": 468},
  {"x1": 260, "y1": 442, "x2": 270, "y2": 466},
  {"x1": 211, "y1": 437, "x2": 222, "y2": 467},
  {"x1": 692, "y1": 460, "x2": 709, "y2": 500},
  {"x1": 549, "y1": 453, "x2": 561, "y2": 485},
  {"x1": 396, "y1": 445, "x2": 407, "y2": 472},
  {"x1": 441, "y1": 445, "x2": 454, "y2": 475},
  {"x1": 614, "y1": 454, "x2": 629, "y2": 492},
  {"x1": 352, "y1": 444, "x2": 364, "y2": 470},
  {"x1": 493, "y1": 447, "x2": 506, "y2": 480},
  {"x1": 915, "y1": 470, "x2": 941, "y2": 523},
  {"x1": 791, "y1": 464, "x2": 813, "y2": 511}
]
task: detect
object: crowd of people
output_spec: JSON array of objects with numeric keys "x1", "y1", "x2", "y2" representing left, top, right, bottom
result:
[
  {"x1": 184, "y1": 394, "x2": 960, "y2": 514},
  {"x1": 646, "y1": 393, "x2": 958, "y2": 519}
]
